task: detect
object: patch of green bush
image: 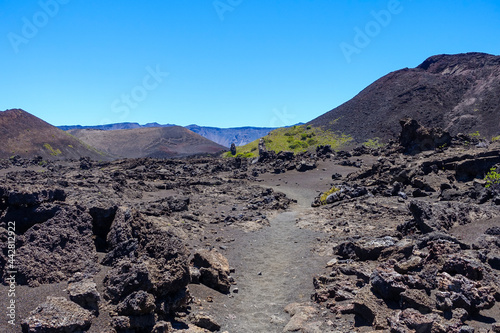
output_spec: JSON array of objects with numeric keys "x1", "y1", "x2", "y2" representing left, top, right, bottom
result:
[
  {"x1": 485, "y1": 167, "x2": 500, "y2": 189},
  {"x1": 320, "y1": 186, "x2": 340, "y2": 205},
  {"x1": 363, "y1": 138, "x2": 384, "y2": 149},
  {"x1": 43, "y1": 143, "x2": 62, "y2": 156},
  {"x1": 469, "y1": 131, "x2": 481, "y2": 138},
  {"x1": 228, "y1": 125, "x2": 352, "y2": 157}
]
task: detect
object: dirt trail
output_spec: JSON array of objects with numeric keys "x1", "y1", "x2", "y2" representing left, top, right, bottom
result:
[{"x1": 199, "y1": 183, "x2": 327, "y2": 333}]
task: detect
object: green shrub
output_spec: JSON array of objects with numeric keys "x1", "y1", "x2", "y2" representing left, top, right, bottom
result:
[
  {"x1": 469, "y1": 131, "x2": 480, "y2": 138},
  {"x1": 492, "y1": 136, "x2": 500, "y2": 142},
  {"x1": 363, "y1": 138, "x2": 384, "y2": 149},
  {"x1": 225, "y1": 125, "x2": 353, "y2": 157},
  {"x1": 306, "y1": 138, "x2": 318, "y2": 146},
  {"x1": 485, "y1": 167, "x2": 500, "y2": 189},
  {"x1": 320, "y1": 186, "x2": 340, "y2": 205},
  {"x1": 43, "y1": 143, "x2": 62, "y2": 156}
]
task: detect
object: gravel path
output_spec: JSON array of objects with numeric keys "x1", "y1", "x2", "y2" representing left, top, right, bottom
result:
[{"x1": 194, "y1": 181, "x2": 328, "y2": 333}]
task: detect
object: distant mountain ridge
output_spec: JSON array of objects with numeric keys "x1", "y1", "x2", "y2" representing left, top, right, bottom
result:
[
  {"x1": 58, "y1": 122, "x2": 176, "y2": 131},
  {"x1": 185, "y1": 125, "x2": 275, "y2": 147},
  {"x1": 67, "y1": 126, "x2": 226, "y2": 159},
  {"x1": 59, "y1": 123, "x2": 275, "y2": 147},
  {"x1": 308, "y1": 52, "x2": 500, "y2": 143},
  {"x1": 0, "y1": 109, "x2": 110, "y2": 160}
]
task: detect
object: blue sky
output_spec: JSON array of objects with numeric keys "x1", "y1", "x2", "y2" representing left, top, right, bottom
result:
[{"x1": 1, "y1": 0, "x2": 500, "y2": 128}]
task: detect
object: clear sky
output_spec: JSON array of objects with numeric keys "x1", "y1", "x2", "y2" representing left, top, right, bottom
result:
[{"x1": 1, "y1": 0, "x2": 500, "y2": 128}]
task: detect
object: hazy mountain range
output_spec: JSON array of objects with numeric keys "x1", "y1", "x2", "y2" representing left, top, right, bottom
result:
[{"x1": 59, "y1": 123, "x2": 275, "y2": 148}]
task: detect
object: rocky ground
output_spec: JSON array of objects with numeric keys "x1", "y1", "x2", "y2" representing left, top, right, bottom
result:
[{"x1": 1, "y1": 120, "x2": 500, "y2": 332}]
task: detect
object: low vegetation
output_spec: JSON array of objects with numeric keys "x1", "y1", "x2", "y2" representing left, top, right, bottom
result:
[
  {"x1": 43, "y1": 143, "x2": 62, "y2": 156},
  {"x1": 362, "y1": 137, "x2": 384, "y2": 149},
  {"x1": 469, "y1": 130, "x2": 481, "y2": 138},
  {"x1": 485, "y1": 167, "x2": 500, "y2": 189},
  {"x1": 224, "y1": 125, "x2": 352, "y2": 158},
  {"x1": 492, "y1": 135, "x2": 500, "y2": 142},
  {"x1": 319, "y1": 186, "x2": 340, "y2": 205}
]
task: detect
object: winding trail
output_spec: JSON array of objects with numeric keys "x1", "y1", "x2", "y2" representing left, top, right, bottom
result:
[{"x1": 205, "y1": 184, "x2": 327, "y2": 332}]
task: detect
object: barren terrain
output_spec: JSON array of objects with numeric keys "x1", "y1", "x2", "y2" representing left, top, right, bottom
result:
[{"x1": 1, "y1": 122, "x2": 500, "y2": 332}]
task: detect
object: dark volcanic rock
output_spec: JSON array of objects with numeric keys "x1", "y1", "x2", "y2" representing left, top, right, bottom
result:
[
  {"x1": 388, "y1": 308, "x2": 441, "y2": 333},
  {"x1": 437, "y1": 272, "x2": 496, "y2": 314},
  {"x1": 399, "y1": 118, "x2": 452, "y2": 154},
  {"x1": 102, "y1": 207, "x2": 138, "y2": 265},
  {"x1": 370, "y1": 264, "x2": 407, "y2": 301},
  {"x1": 21, "y1": 296, "x2": 93, "y2": 333},
  {"x1": 192, "y1": 249, "x2": 232, "y2": 294},
  {"x1": 296, "y1": 160, "x2": 316, "y2": 172},
  {"x1": 336, "y1": 236, "x2": 396, "y2": 261},
  {"x1": 67, "y1": 273, "x2": 101, "y2": 312},
  {"x1": 190, "y1": 313, "x2": 221, "y2": 332},
  {"x1": 7, "y1": 188, "x2": 66, "y2": 207},
  {"x1": 14, "y1": 205, "x2": 98, "y2": 286},
  {"x1": 103, "y1": 207, "x2": 190, "y2": 320},
  {"x1": 104, "y1": 260, "x2": 153, "y2": 303},
  {"x1": 408, "y1": 200, "x2": 483, "y2": 233},
  {"x1": 230, "y1": 143, "x2": 237, "y2": 156},
  {"x1": 116, "y1": 290, "x2": 156, "y2": 316}
]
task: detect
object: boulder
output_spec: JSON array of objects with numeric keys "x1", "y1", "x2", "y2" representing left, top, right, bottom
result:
[
  {"x1": 104, "y1": 260, "x2": 153, "y2": 303},
  {"x1": 399, "y1": 118, "x2": 452, "y2": 154},
  {"x1": 116, "y1": 290, "x2": 156, "y2": 316},
  {"x1": 442, "y1": 255, "x2": 484, "y2": 280},
  {"x1": 21, "y1": 296, "x2": 93, "y2": 333},
  {"x1": 67, "y1": 273, "x2": 101, "y2": 312},
  {"x1": 400, "y1": 289, "x2": 433, "y2": 313},
  {"x1": 296, "y1": 160, "x2": 316, "y2": 172},
  {"x1": 167, "y1": 196, "x2": 190, "y2": 212},
  {"x1": 408, "y1": 200, "x2": 483, "y2": 233},
  {"x1": 14, "y1": 205, "x2": 98, "y2": 286},
  {"x1": 352, "y1": 287, "x2": 389, "y2": 329},
  {"x1": 277, "y1": 151, "x2": 295, "y2": 160},
  {"x1": 79, "y1": 156, "x2": 93, "y2": 170},
  {"x1": 283, "y1": 303, "x2": 318, "y2": 332},
  {"x1": 230, "y1": 143, "x2": 237, "y2": 156},
  {"x1": 370, "y1": 265, "x2": 407, "y2": 301},
  {"x1": 102, "y1": 207, "x2": 138, "y2": 265},
  {"x1": 189, "y1": 313, "x2": 221, "y2": 332},
  {"x1": 437, "y1": 272, "x2": 496, "y2": 313},
  {"x1": 192, "y1": 249, "x2": 231, "y2": 293},
  {"x1": 103, "y1": 207, "x2": 190, "y2": 321},
  {"x1": 336, "y1": 236, "x2": 396, "y2": 261},
  {"x1": 388, "y1": 308, "x2": 441, "y2": 333},
  {"x1": 7, "y1": 187, "x2": 66, "y2": 207},
  {"x1": 316, "y1": 145, "x2": 333, "y2": 157},
  {"x1": 111, "y1": 314, "x2": 156, "y2": 332}
]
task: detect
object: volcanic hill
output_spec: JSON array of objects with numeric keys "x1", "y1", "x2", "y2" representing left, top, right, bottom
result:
[
  {"x1": 308, "y1": 52, "x2": 500, "y2": 143},
  {"x1": 60, "y1": 123, "x2": 275, "y2": 148},
  {"x1": 0, "y1": 109, "x2": 108, "y2": 160},
  {"x1": 67, "y1": 126, "x2": 227, "y2": 159}
]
